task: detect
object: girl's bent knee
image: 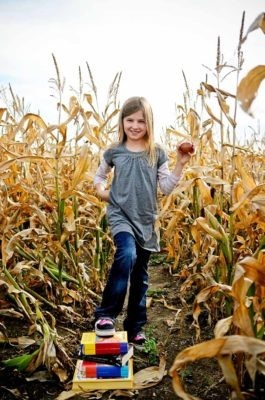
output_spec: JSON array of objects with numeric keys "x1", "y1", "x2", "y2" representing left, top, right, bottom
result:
[
  {"x1": 116, "y1": 246, "x2": 137, "y2": 266},
  {"x1": 114, "y1": 233, "x2": 137, "y2": 266}
]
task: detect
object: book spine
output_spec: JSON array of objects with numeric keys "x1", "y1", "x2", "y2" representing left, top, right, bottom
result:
[
  {"x1": 78, "y1": 354, "x2": 122, "y2": 366},
  {"x1": 80, "y1": 361, "x2": 129, "y2": 378},
  {"x1": 80, "y1": 342, "x2": 129, "y2": 355}
]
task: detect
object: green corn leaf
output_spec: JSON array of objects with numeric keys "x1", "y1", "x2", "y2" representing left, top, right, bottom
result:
[
  {"x1": 2, "y1": 348, "x2": 40, "y2": 371},
  {"x1": 257, "y1": 326, "x2": 265, "y2": 340}
]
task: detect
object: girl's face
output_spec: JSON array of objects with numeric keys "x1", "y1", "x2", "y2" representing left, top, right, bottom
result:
[{"x1": 123, "y1": 110, "x2": 147, "y2": 142}]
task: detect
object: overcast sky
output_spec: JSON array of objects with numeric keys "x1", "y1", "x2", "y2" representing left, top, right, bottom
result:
[{"x1": 0, "y1": 0, "x2": 264, "y2": 142}]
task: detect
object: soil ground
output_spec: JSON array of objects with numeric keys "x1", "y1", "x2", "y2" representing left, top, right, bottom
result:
[{"x1": 0, "y1": 259, "x2": 264, "y2": 400}]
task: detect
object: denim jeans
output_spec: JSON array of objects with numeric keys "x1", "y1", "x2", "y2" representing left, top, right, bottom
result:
[{"x1": 95, "y1": 232, "x2": 151, "y2": 337}]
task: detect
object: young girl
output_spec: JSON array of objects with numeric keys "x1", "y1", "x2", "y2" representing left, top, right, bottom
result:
[{"x1": 94, "y1": 96, "x2": 193, "y2": 345}]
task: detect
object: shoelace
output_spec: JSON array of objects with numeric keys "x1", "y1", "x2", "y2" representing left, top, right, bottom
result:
[
  {"x1": 134, "y1": 333, "x2": 145, "y2": 340},
  {"x1": 98, "y1": 318, "x2": 113, "y2": 325}
]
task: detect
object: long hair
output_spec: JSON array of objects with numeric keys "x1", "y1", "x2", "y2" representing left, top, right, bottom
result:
[{"x1": 117, "y1": 96, "x2": 157, "y2": 166}]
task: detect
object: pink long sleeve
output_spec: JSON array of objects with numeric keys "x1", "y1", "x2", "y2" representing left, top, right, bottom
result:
[{"x1": 158, "y1": 161, "x2": 181, "y2": 195}]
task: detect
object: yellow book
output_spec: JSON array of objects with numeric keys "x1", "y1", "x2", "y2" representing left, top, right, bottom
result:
[
  {"x1": 72, "y1": 359, "x2": 134, "y2": 391},
  {"x1": 80, "y1": 331, "x2": 129, "y2": 355}
]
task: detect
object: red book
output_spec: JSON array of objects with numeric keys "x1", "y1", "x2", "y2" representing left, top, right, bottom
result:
[{"x1": 80, "y1": 360, "x2": 129, "y2": 378}]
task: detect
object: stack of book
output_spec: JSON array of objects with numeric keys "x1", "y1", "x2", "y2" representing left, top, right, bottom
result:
[{"x1": 72, "y1": 331, "x2": 134, "y2": 390}]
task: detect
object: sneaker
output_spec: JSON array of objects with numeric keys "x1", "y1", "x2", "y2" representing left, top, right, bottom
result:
[
  {"x1": 129, "y1": 332, "x2": 146, "y2": 348},
  {"x1": 95, "y1": 317, "x2": 115, "y2": 337}
]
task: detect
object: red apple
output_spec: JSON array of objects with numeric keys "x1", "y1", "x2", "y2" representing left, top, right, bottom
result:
[{"x1": 179, "y1": 142, "x2": 194, "y2": 154}]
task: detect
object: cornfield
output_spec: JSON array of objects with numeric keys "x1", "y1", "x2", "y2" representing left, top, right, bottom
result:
[{"x1": 0, "y1": 11, "x2": 264, "y2": 400}]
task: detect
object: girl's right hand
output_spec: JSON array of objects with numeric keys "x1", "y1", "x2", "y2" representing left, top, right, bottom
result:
[{"x1": 177, "y1": 141, "x2": 195, "y2": 165}]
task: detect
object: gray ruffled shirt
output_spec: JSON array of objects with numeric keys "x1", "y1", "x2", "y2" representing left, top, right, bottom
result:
[{"x1": 95, "y1": 144, "x2": 181, "y2": 251}]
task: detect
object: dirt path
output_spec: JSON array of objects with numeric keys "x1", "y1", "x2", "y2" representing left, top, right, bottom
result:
[{"x1": 131, "y1": 263, "x2": 229, "y2": 400}]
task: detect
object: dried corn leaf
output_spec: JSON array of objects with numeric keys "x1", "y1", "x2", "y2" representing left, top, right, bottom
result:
[
  {"x1": 201, "y1": 82, "x2": 235, "y2": 98},
  {"x1": 222, "y1": 335, "x2": 265, "y2": 357},
  {"x1": 159, "y1": 192, "x2": 175, "y2": 216},
  {"x1": 187, "y1": 108, "x2": 200, "y2": 138},
  {"x1": 204, "y1": 176, "x2": 228, "y2": 185},
  {"x1": 215, "y1": 89, "x2": 236, "y2": 127},
  {"x1": 257, "y1": 359, "x2": 265, "y2": 375},
  {"x1": 237, "y1": 65, "x2": 265, "y2": 115},
  {"x1": 257, "y1": 250, "x2": 265, "y2": 266},
  {"x1": 133, "y1": 356, "x2": 166, "y2": 389},
  {"x1": 231, "y1": 184, "x2": 265, "y2": 215},
  {"x1": 245, "y1": 355, "x2": 262, "y2": 384},
  {"x1": 3, "y1": 228, "x2": 47, "y2": 264},
  {"x1": 0, "y1": 309, "x2": 24, "y2": 318},
  {"x1": 0, "y1": 107, "x2": 7, "y2": 120},
  {"x1": 166, "y1": 128, "x2": 188, "y2": 139},
  {"x1": 170, "y1": 335, "x2": 265, "y2": 400},
  {"x1": 214, "y1": 316, "x2": 233, "y2": 338},
  {"x1": 217, "y1": 354, "x2": 243, "y2": 399},
  {"x1": 154, "y1": 297, "x2": 180, "y2": 311},
  {"x1": 46, "y1": 108, "x2": 79, "y2": 137},
  {"x1": 238, "y1": 256, "x2": 265, "y2": 286},
  {"x1": 16, "y1": 113, "x2": 47, "y2": 132},
  {"x1": 64, "y1": 190, "x2": 102, "y2": 207},
  {"x1": 193, "y1": 284, "x2": 231, "y2": 339},
  {"x1": 77, "y1": 108, "x2": 98, "y2": 143},
  {"x1": 10, "y1": 336, "x2": 36, "y2": 348},
  {"x1": 196, "y1": 217, "x2": 223, "y2": 241},
  {"x1": 235, "y1": 155, "x2": 257, "y2": 190},
  {"x1": 29, "y1": 205, "x2": 51, "y2": 231},
  {"x1": 163, "y1": 214, "x2": 181, "y2": 238},
  {"x1": 146, "y1": 296, "x2": 153, "y2": 308},
  {"x1": 0, "y1": 155, "x2": 53, "y2": 173},
  {"x1": 61, "y1": 148, "x2": 91, "y2": 199},
  {"x1": 68, "y1": 96, "x2": 80, "y2": 115},
  {"x1": 196, "y1": 179, "x2": 213, "y2": 205},
  {"x1": 232, "y1": 268, "x2": 252, "y2": 300},
  {"x1": 201, "y1": 254, "x2": 219, "y2": 275},
  {"x1": 51, "y1": 361, "x2": 68, "y2": 382},
  {"x1": 71, "y1": 146, "x2": 90, "y2": 187},
  {"x1": 201, "y1": 99, "x2": 222, "y2": 125},
  {"x1": 171, "y1": 370, "x2": 199, "y2": 400},
  {"x1": 98, "y1": 109, "x2": 119, "y2": 132},
  {"x1": 56, "y1": 124, "x2": 67, "y2": 157},
  {"x1": 233, "y1": 287, "x2": 254, "y2": 337}
]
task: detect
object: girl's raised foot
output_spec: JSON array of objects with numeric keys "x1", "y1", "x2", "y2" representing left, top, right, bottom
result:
[{"x1": 95, "y1": 317, "x2": 115, "y2": 337}]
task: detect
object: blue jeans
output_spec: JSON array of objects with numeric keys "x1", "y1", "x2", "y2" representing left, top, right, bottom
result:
[{"x1": 95, "y1": 232, "x2": 151, "y2": 337}]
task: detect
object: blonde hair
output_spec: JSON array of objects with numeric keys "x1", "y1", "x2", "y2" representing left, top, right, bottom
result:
[{"x1": 118, "y1": 96, "x2": 157, "y2": 166}]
